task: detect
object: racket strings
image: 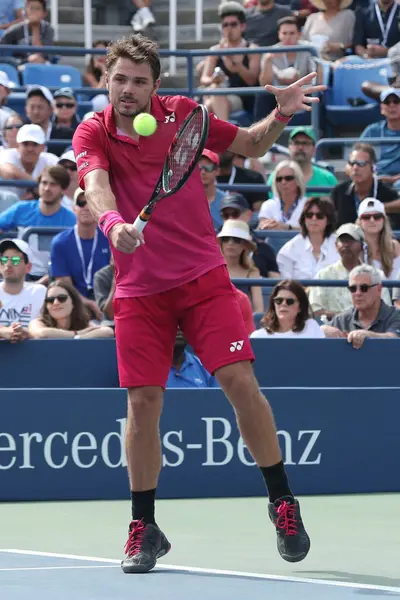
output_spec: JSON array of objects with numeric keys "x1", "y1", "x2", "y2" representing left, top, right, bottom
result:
[{"x1": 166, "y1": 111, "x2": 205, "y2": 191}]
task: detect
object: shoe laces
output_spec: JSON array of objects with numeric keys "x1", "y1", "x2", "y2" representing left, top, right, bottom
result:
[
  {"x1": 276, "y1": 500, "x2": 298, "y2": 536},
  {"x1": 124, "y1": 519, "x2": 146, "y2": 557}
]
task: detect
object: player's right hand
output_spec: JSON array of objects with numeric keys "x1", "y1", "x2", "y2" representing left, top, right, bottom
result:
[{"x1": 109, "y1": 223, "x2": 145, "y2": 253}]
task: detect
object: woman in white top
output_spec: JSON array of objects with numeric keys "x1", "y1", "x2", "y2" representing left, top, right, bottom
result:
[
  {"x1": 277, "y1": 196, "x2": 339, "y2": 279},
  {"x1": 357, "y1": 197, "x2": 400, "y2": 280},
  {"x1": 258, "y1": 160, "x2": 307, "y2": 231},
  {"x1": 1, "y1": 113, "x2": 24, "y2": 150},
  {"x1": 251, "y1": 279, "x2": 324, "y2": 339},
  {"x1": 302, "y1": 0, "x2": 355, "y2": 62}
]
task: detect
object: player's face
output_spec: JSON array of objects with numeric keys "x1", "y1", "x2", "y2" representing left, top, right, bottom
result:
[
  {"x1": 0, "y1": 249, "x2": 29, "y2": 284},
  {"x1": 107, "y1": 58, "x2": 160, "y2": 118}
]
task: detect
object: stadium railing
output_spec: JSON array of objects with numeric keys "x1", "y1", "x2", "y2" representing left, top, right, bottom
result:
[{"x1": 315, "y1": 137, "x2": 400, "y2": 160}]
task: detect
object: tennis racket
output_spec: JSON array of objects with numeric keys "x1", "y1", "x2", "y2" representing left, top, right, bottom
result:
[{"x1": 132, "y1": 104, "x2": 210, "y2": 235}]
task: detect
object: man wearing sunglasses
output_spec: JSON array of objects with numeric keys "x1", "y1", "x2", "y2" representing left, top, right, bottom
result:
[
  {"x1": 199, "y1": 149, "x2": 225, "y2": 231},
  {"x1": 0, "y1": 238, "x2": 46, "y2": 341},
  {"x1": 58, "y1": 149, "x2": 79, "y2": 210},
  {"x1": 50, "y1": 87, "x2": 80, "y2": 156},
  {"x1": 331, "y1": 142, "x2": 400, "y2": 230},
  {"x1": 321, "y1": 264, "x2": 400, "y2": 348}
]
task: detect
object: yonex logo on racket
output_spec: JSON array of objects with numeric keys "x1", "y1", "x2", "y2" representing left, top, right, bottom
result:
[{"x1": 230, "y1": 340, "x2": 244, "y2": 352}]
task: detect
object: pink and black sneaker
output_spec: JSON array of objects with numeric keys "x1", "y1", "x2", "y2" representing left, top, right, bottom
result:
[
  {"x1": 121, "y1": 519, "x2": 171, "y2": 574},
  {"x1": 268, "y1": 496, "x2": 310, "y2": 562}
]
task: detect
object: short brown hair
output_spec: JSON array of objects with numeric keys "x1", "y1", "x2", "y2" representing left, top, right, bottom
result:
[
  {"x1": 106, "y1": 35, "x2": 161, "y2": 82},
  {"x1": 350, "y1": 142, "x2": 377, "y2": 164},
  {"x1": 38, "y1": 165, "x2": 70, "y2": 190},
  {"x1": 299, "y1": 196, "x2": 336, "y2": 238}
]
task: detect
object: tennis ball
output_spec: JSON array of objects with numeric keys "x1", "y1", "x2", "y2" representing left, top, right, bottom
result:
[{"x1": 133, "y1": 113, "x2": 157, "y2": 136}]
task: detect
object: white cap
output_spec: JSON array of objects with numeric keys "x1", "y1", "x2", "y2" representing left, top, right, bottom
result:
[
  {"x1": 358, "y1": 197, "x2": 385, "y2": 218},
  {"x1": 217, "y1": 219, "x2": 256, "y2": 250},
  {"x1": 73, "y1": 187, "x2": 85, "y2": 203},
  {"x1": 91, "y1": 93, "x2": 109, "y2": 112},
  {"x1": 0, "y1": 70, "x2": 12, "y2": 89},
  {"x1": 27, "y1": 85, "x2": 54, "y2": 106},
  {"x1": 16, "y1": 123, "x2": 46, "y2": 145},
  {"x1": 0, "y1": 239, "x2": 33, "y2": 263},
  {"x1": 58, "y1": 149, "x2": 76, "y2": 164}
]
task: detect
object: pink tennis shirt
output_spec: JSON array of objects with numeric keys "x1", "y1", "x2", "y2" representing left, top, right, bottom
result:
[{"x1": 72, "y1": 95, "x2": 239, "y2": 298}]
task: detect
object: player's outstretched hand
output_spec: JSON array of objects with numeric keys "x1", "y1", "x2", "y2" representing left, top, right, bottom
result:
[
  {"x1": 264, "y1": 72, "x2": 327, "y2": 116},
  {"x1": 109, "y1": 223, "x2": 145, "y2": 253}
]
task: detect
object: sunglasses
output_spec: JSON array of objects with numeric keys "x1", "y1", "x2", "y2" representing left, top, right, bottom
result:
[
  {"x1": 222, "y1": 209, "x2": 241, "y2": 219},
  {"x1": 46, "y1": 294, "x2": 69, "y2": 304},
  {"x1": 220, "y1": 236, "x2": 243, "y2": 244},
  {"x1": 348, "y1": 160, "x2": 370, "y2": 167},
  {"x1": 55, "y1": 102, "x2": 75, "y2": 109},
  {"x1": 76, "y1": 198, "x2": 87, "y2": 208},
  {"x1": 276, "y1": 175, "x2": 295, "y2": 183},
  {"x1": 274, "y1": 297, "x2": 297, "y2": 306},
  {"x1": 348, "y1": 283, "x2": 378, "y2": 293},
  {"x1": 360, "y1": 213, "x2": 384, "y2": 221},
  {"x1": 382, "y1": 97, "x2": 400, "y2": 105},
  {"x1": 305, "y1": 211, "x2": 325, "y2": 220},
  {"x1": 4, "y1": 124, "x2": 23, "y2": 131},
  {"x1": 290, "y1": 139, "x2": 314, "y2": 147},
  {"x1": 199, "y1": 164, "x2": 217, "y2": 173},
  {"x1": 222, "y1": 21, "x2": 240, "y2": 28},
  {"x1": 0, "y1": 256, "x2": 23, "y2": 265}
]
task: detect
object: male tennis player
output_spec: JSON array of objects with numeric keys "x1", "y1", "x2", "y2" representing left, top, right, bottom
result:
[{"x1": 73, "y1": 35, "x2": 325, "y2": 574}]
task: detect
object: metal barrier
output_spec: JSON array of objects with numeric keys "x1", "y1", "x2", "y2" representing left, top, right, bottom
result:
[
  {"x1": 232, "y1": 278, "x2": 400, "y2": 288},
  {"x1": 315, "y1": 137, "x2": 400, "y2": 160}
]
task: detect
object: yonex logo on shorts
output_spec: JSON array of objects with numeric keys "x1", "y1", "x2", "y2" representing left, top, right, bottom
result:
[{"x1": 230, "y1": 340, "x2": 244, "y2": 352}]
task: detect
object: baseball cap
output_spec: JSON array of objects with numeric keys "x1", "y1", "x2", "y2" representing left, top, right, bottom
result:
[
  {"x1": 380, "y1": 88, "x2": 400, "y2": 102},
  {"x1": 73, "y1": 187, "x2": 85, "y2": 203},
  {"x1": 336, "y1": 223, "x2": 364, "y2": 241},
  {"x1": 54, "y1": 87, "x2": 75, "y2": 100},
  {"x1": 27, "y1": 85, "x2": 54, "y2": 106},
  {"x1": 58, "y1": 149, "x2": 76, "y2": 164},
  {"x1": 220, "y1": 192, "x2": 250, "y2": 214},
  {"x1": 358, "y1": 197, "x2": 385, "y2": 218},
  {"x1": 0, "y1": 239, "x2": 33, "y2": 263},
  {"x1": 201, "y1": 149, "x2": 220, "y2": 166},
  {"x1": 289, "y1": 126, "x2": 316, "y2": 143},
  {"x1": 0, "y1": 70, "x2": 12, "y2": 89},
  {"x1": 16, "y1": 123, "x2": 46, "y2": 145}
]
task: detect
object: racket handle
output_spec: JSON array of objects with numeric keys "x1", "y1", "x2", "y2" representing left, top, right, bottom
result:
[{"x1": 133, "y1": 216, "x2": 147, "y2": 233}]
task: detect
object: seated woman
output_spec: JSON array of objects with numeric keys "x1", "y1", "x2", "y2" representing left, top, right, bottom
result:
[
  {"x1": 302, "y1": 0, "x2": 355, "y2": 62},
  {"x1": 258, "y1": 160, "x2": 307, "y2": 231},
  {"x1": 217, "y1": 219, "x2": 264, "y2": 313},
  {"x1": 28, "y1": 281, "x2": 114, "y2": 339},
  {"x1": 251, "y1": 279, "x2": 325, "y2": 338},
  {"x1": 357, "y1": 197, "x2": 400, "y2": 279},
  {"x1": 1, "y1": 113, "x2": 24, "y2": 150},
  {"x1": 84, "y1": 40, "x2": 110, "y2": 88},
  {"x1": 277, "y1": 196, "x2": 339, "y2": 279}
]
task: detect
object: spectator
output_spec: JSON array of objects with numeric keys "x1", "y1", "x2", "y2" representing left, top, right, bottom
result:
[
  {"x1": 166, "y1": 330, "x2": 218, "y2": 389},
  {"x1": 25, "y1": 85, "x2": 54, "y2": 140},
  {"x1": 357, "y1": 197, "x2": 400, "y2": 279},
  {"x1": 234, "y1": 286, "x2": 256, "y2": 335},
  {"x1": 244, "y1": 0, "x2": 291, "y2": 47},
  {"x1": 258, "y1": 160, "x2": 306, "y2": 230},
  {"x1": 57, "y1": 149, "x2": 78, "y2": 210},
  {"x1": 0, "y1": 238, "x2": 45, "y2": 341},
  {"x1": 199, "y1": 149, "x2": 225, "y2": 231},
  {"x1": 309, "y1": 223, "x2": 392, "y2": 318},
  {"x1": 200, "y1": 2, "x2": 260, "y2": 121},
  {"x1": 28, "y1": 280, "x2": 114, "y2": 339},
  {"x1": 331, "y1": 142, "x2": 400, "y2": 230},
  {"x1": 93, "y1": 255, "x2": 115, "y2": 321},
  {"x1": 231, "y1": 152, "x2": 266, "y2": 177},
  {"x1": 250, "y1": 279, "x2": 324, "y2": 338},
  {"x1": 131, "y1": 0, "x2": 155, "y2": 32},
  {"x1": 354, "y1": 0, "x2": 400, "y2": 60},
  {"x1": 0, "y1": 71, "x2": 13, "y2": 129},
  {"x1": 217, "y1": 219, "x2": 264, "y2": 312},
  {"x1": 266, "y1": 127, "x2": 338, "y2": 197},
  {"x1": 0, "y1": 165, "x2": 76, "y2": 278},
  {"x1": 84, "y1": 40, "x2": 110, "y2": 88},
  {"x1": 1, "y1": 112, "x2": 24, "y2": 150},
  {"x1": 50, "y1": 88, "x2": 80, "y2": 153},
  {"x1": 292, "y1": 0, "x2": 319, "y2": 25},
  {"x1": 302, "y1": 0, "x2": 355, "y2": 61},
  {"x1": 0, "y1": 0, "x2": 24, "y2": 39},
  {"x1": 1, "y1": 0, "x2": 54, "y2": 64},
  {"x1": 322, "y1": 264, "x2": 400, "y2": 347},
  {"x1": 50, "y1": 187, "x2": 109, "y2": 321},
  {"x1": 0, "y1": 123, "x2": 58, "y2": 198},
  {"x1": 220, "y1": 191, "x2": 280, "y2": 277},
  {"x1": 277, "y1": 196, "x2": 339, "y2": 279},
  {"x1": 217, "y1": 150, "x2": 266, "y2": 211},
  {"x1": 360, "y1": 89, "x2": 400, "y2": 187},
  {"x1": 361, "y1": 40, "x2": 400, "y2": 101}
]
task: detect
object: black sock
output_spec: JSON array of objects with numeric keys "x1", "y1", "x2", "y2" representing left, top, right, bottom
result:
[
  {"x1": 260, "y1": 461, "x2": 293, "y2": 503},
  {"x1": 131, "y1": 489, "x2": 156, "y2": 524}
]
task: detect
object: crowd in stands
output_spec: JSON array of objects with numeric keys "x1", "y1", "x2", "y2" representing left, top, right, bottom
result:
[{"x1": 0, "y1": 0, "x2": 400, "y2": 388}]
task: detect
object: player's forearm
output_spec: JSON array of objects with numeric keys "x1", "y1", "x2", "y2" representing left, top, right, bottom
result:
[
  {"x1": 231, "y1": 111, "x2": 287, "y2": 158},
  {"x1": 84, "y1": 171, "x2": 119, "y2": 222}
]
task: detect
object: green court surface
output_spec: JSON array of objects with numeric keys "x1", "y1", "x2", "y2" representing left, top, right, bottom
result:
[{"x1": 1, "y1": 494, "x2": 399, "y2": 588}]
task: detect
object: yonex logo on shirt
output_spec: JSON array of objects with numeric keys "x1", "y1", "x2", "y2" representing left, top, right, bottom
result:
[
  {"x1": 230, "y1": 340, "x2": 244, "y2": 352},
  {"x1": 164, "y1": 112, "x2": 176, "y2": 123}
]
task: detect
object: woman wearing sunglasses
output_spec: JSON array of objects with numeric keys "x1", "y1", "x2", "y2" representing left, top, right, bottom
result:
[
  {"x1": 217, "y1": 219, "x2": 264, "y2": 313},
  {"x1": 357, "y1": 198, "x2": 400, "y2": 280},
  {"x1": 258, "y1": 160, "x2": 307, "y2": 231},
  {"x1": 251, "y1": 280, "x2": 324, "y2": 338},
  {"x1": 277, "y1": 197, "x2": 339, "y2": 279},
  {"x1": 28, "y1": 280, "x2": 114, "y2": 339},
  {"x1": 1, "y1": 113, "x2": 24, "y2": 151}
]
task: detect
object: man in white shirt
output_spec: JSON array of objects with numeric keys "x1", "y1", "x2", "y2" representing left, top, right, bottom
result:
[
  {"x1": 0, "y1": 238, "x2": 46, "y2": 341},
  {"x1": 25, "y1": 84, "x2": 54, "y2": 139},
  {"x1": 0, "y1": 123, "x2": 58, "y2": 198},
  {"x1": 58, "y1": 149, "x2": 78, "y2": 210},
  {"x1": 0, "y1": 70, "x2": 14, "y2": 129}
]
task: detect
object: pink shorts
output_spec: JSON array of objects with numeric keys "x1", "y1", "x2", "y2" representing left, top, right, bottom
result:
[{"x1": 113, "y1": 265, "x2": 255, "y2": 388}]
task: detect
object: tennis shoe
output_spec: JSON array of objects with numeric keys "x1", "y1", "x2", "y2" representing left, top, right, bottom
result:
[
  {"x1": 268, "y1": 496, "x2": 310, "y2": 562},
  {"x1": 121, "y1": 519, "x2": 171, "y2": 573}
]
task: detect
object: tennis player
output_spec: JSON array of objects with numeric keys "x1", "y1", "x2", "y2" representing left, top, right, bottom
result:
[{"x1": 72, "y1": 35, "x2": 325, "y2": 574}]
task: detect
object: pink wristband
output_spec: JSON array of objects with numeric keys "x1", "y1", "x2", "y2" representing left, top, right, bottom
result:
[
  {"x1": 274, "y1": 107, "x2": 293, "y2": 124},
  {"x1": 99, "y1": 210, "x2": 125, "y2": 239}
]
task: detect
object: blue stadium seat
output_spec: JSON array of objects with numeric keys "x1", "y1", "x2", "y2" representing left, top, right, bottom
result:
[
  {"x1": 229, "y1": 109, "x2": 252, "y2": 127},
  {"x1": 253, "y1": 311, "x2": 264, "y2": 330},
  {"x1": 21, "y1": 64, "x2": 82, "y2": 90},
  {"x1": 254, "y1": 230, "x2": 297, "y2": 254},
  {"x1": 0, "y1": 63, "x2": 19, "y2": 87}
]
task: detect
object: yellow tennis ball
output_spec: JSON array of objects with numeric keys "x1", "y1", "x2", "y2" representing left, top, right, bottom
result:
[{"x1": 133, "y1": 113, "x2": 157, "y2": 136}]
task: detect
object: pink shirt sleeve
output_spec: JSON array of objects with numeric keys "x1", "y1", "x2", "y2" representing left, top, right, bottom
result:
[
  {"x1": 72, "y1": 119, "x2": 110, "y2": 189},
  {"x1": 206, "y1": 112, "x2": 239, "y2": 154}
]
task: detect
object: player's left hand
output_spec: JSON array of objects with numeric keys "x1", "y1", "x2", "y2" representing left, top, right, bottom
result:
[
  {"x1": 264, "y1": 72, "x2": 327, "y2": 116},
  {"x1": 347, "y1": 329, "x2": 369, "y2": 349}
]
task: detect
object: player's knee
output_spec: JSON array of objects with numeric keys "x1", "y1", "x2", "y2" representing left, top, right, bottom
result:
[
  {"x1": 216, "y1": 360, "x2": 257, "y2": 397},
  {"x1": 127, "y1": 387, "x2": 162, "y2": 418}
]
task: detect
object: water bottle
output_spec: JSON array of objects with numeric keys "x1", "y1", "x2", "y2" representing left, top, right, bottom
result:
[{"x1": 213, "y1": 67, "x2": 228, "y2": 86}]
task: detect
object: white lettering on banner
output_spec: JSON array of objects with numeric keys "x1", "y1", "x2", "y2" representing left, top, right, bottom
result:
[
  {"x1": 101, "y1": 419, "x2": 126, "y2": 468},
  {"x1": 0, "y1": 433, "x2": 16, "y2": 470},
  {"x1": 20, "y1": 432, "x2": 43, "y2": 469},
  {"x1": 202, "y1": 417, "x2": 234, "y2": 466},
  {"x1": 43, "y1": 433, "x2": 68, "y2": 469},
  {"x1": 297, "y1": 430, "x2": 322, "y2": 465},
  {"x1": 162, "y1": 431, "x2": 185, "y2": 467},
  {"x1": 71, "y1": 432, "x2": 98, "y2": 469}
]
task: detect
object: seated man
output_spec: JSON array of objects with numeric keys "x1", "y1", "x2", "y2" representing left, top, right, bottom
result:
[
  {"x1": 166, "y1": 330, "x2": 219, "y2": 389},
  {"x1": 0, "y1": 238, "x2": 46, "y2": 341},
  {"x1": 25, "y1": 85, "x2": 54, "y2": 140},
  {"x1": 50, "y1": 88, "x2": 80, "y2": 155},
  {"x1": 94, "y1": 256, "x2": 115, "y2": 322},
  {"x1": 360, "y1": 89, "x2": 400, "y2": 188},
  {"x1": 58, "y1": 150, "x2": 79, "y2": 210},
  {"x1": 322, "y1": 264, "x2": 400, "y2": 348},
  {"x1": 0, "y1": 0, "x2": 24, "y2": 39},
  {"x1": 244, "y1": 0, "x2": 291, "y2": 47},
  {"x1": 354, "y1": 0, "x2": 400, "y2": 60},
  {"x1": 50, "y1": 188, "x2": 110, "y2": 321},
  {"x1": 199, "y1": 149, "x2": 225, "y2": 232},
  {"x1": 309, "y1": 223, "x2": 391, "y2": 319},
  {"x1": 0, "y1": 71, "x2": 14, "y2": 129}
]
